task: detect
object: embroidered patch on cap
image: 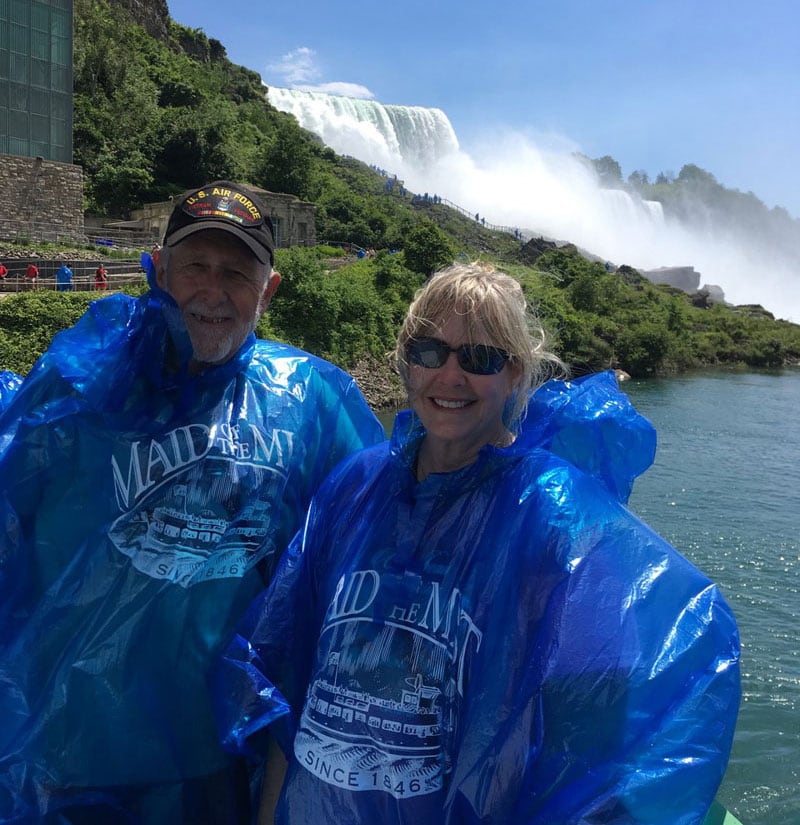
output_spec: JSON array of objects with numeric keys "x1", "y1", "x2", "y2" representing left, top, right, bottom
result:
[{"x1": 181, "y1": 185, "x2": 264, "y2": 227}]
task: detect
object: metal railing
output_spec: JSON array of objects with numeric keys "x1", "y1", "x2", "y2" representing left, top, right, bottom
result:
[
  {"x1": 410, "y1": 195, "x2": 526, "y2": 239},
  {"x1": 0, "y1": 260, "x2": 145, "y2": 293},
  {"x1": 0, "y1": 273, "x2": 145, "y2": 293}
]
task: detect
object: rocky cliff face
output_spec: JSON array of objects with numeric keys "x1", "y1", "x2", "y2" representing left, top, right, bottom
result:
[
  {"x1": 106, "y1": 0, "x2": 228, "y2": 62},
  {"x1": 108, "y1": 0, "x2": 170, "y2": 42},
  {"x1": 642, "y1": 266, "x2": 701, "y2": 292}
]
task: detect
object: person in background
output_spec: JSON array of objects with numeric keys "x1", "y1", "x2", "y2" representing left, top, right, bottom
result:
[
  {"x1": 0, "y1": 180, "x2": 384, "y2": 824},
  {"x1": 25, "y1": 261, "x2": 38, "y2": 290},
  {"x1": 56, "y1": 261, "x2": 74, "y2": 292},
  {"x1": 0, "y1": 262, "x2": 8, "y2": 284},
  {"x1": 95, "y1": 262, "x2": 108, "y2": 290},
  {"x1": 216, "y1": 262, "x2": 740, "y2": 825}
]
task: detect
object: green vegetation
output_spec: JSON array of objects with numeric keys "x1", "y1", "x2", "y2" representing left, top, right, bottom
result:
[
  {"x1": 3, "y1": 0, "x2": 799, "y2": 387},
  {"x1": 3, "y1": 245, "x2": 799, "y2": 382},
  {"x1": 260, "y1": 247, "x2": 423, "y2": 366},
  {"x1": 0, "y1": 293, "x2": 88, "y2": 374},
  {"x1": 402, "y1": 221, "x2": 455, "y2": 277},
  {"x1": 0, "y1": 283, "x2": 148, "y2": 375}
]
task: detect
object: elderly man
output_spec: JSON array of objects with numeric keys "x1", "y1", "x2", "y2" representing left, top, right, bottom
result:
[{"x1": 0, "y1": 181, "x2": 384, "y2": 823}]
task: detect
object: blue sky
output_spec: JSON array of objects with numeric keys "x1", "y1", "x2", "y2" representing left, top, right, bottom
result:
[{"x1": 166, "y1": 0, "x2": 800, "y2": 218}]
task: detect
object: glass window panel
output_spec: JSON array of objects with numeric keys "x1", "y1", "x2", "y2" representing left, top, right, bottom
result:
[
  {"x1": 51, "y1": 93, "x2": 69, "y2": 119},
  {"x1": 31, "y1": 3, "x2": 48, "y2": 31},
  {"x1": 31, "y1": 58, "x2": 48, "y2": 87},
  {"x1": 9, "y1": 53, "x2": 27, "y2": 83},
  {"x1": 31, "y1": 141, "x2": 50, "y2": 158},
  {"x1": 9, "y1": 137, "x2": 29, "y2": 155},
  {"x1": 9, "y1": 81, "x2": 27, "y2": 110},
  {"x1": 51, "y1": 119, "x2": 66, "y2": 146},
  {"x1": 8, "y1": 108, "x2": 28, "y2": 138},
  {"x1": 9, "y1": 0, "x2": 28, "y2": 25},
  {"x1": 31, "y1": 29, "x2": 48, "y2": 60},
  {"x1": 10, "y1": 22, "x2": 27, "y2": 50},
  {"x1": 52, "y1": 8, "x2": 70, "y2": 38},
  {"x1": 29, "y1": 87, "x2": 47, "y2": 115},
  {"x1": 52, "y1": 35, "x2": 69, "y2": 66},
  {"x1": 51, "y1": 63, "x2": 68, "y2": 90},
  {"x1": 31, "y1": 113, "x2": 48, "y2": 141}
]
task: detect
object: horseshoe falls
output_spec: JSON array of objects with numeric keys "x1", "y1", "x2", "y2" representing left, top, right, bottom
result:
[{"x1": 267, "y1": 87, "x2": 800, "y2": 322}]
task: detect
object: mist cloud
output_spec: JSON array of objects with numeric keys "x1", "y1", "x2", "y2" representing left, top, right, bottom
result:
[
  {"x1": 413, "y1": 132, "x2": 800, "y2": 322},
  {"x1": 264, "y1": 49, "x2": 374, "y2": 99}
]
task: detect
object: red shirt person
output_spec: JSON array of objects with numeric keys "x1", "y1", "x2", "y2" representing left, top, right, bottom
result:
[
  {"x1": 26, "y1": 263, "x2": 39, "y2": 289},
  {"x1": 95, "y1": 265, "x2": 108, "y2": 290}
]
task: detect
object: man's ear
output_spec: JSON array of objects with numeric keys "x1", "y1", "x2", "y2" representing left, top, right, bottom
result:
[
  {"x1": 153, "y1": 248, "x2": 167, "y2": 289},
  {"x1": 261, "y1": 270, "x2": 281, "y2": 312}
]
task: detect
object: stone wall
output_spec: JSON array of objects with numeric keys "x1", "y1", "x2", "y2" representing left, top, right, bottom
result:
[{"x1": 0, "y1": 154, "x2": 85, "y2": 243}]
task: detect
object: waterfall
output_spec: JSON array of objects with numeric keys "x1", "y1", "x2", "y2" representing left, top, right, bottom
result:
[
  {"x1": 266, "y1": 87, "x2": 799, "y2": 321},
  {"x1": 267, "y1": 88, "x2": 459, "y2": 171},
  {"x1": 600, "y1": 189, "x2": 665, "y2": 228}
]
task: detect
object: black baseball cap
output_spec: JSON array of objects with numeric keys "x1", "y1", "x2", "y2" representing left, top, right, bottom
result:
[{"x1": 163, "y1": 181, "x2": 275, "y2": 266}]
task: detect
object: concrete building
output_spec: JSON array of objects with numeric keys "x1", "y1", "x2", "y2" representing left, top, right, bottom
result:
[{"x1": 0, "y1": 0, "x2": 84, "y2": 242}]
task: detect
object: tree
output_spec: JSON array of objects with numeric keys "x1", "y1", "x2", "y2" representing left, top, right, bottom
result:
[
  {"x1": 568, "y1": 271, "x2": 599, "y2": 312},
  {"x1": 592, "y1": 155, "x2": 623, "y2": 187},
  {"x1": 677, "y1": 164, "x2": 718, "y2": 187},
  {"x1": 255, "y1": 119, "x2": 315, "y2": 199},
  {"x1": 402, "y1": 221, "x2": 455, "y2": 277},
  {"x1": 627, "y1": 170, "x2": 650, "y2": 189},
  {"x1": 616, "y1": 320, "x2": 671, "y2": 375}
]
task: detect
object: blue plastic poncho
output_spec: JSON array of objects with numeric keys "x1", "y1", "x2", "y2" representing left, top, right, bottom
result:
[
  {"x1": 0, "y1": 370, "x2": 22, "y2": 413},
  {"x1": 216, "y1": 371, "x2": 741, "y2": 825},
  {"x1": 0, "y1": 261, "x2": 384, "y2": 823}
]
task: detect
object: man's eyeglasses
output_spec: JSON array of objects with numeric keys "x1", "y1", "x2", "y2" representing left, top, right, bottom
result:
[{"x1": 406, "y1": 337, "x2": 510, "y2": 375}]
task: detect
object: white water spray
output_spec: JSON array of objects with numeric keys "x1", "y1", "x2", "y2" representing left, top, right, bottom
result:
[{"x1": 268, "y1": 87, "x2": 799, "y2": 322}]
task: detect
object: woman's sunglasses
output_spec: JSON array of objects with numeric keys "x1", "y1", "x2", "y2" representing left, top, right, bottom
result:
[{"x1": 406, "y1": 337, "x2": 510, "y2": 375}]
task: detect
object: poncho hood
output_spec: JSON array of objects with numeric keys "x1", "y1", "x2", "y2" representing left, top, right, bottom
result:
[{"x1": 391, "y1": 369, "x2": 656, "y2": 504}]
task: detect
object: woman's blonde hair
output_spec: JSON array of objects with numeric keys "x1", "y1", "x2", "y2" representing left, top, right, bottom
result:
[{"x1": 395, "y1": 262, "x2": 566, "y2": 429}]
